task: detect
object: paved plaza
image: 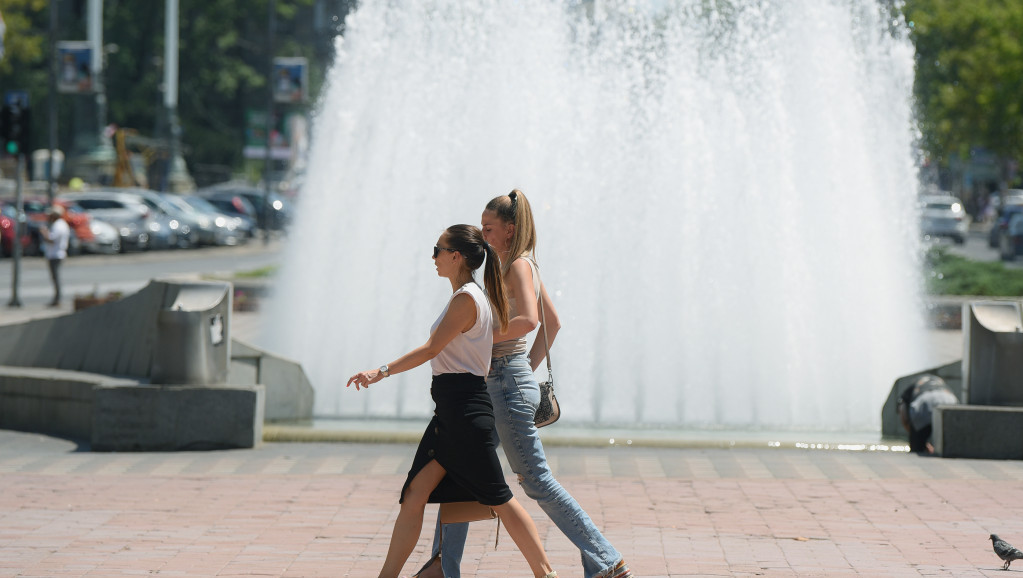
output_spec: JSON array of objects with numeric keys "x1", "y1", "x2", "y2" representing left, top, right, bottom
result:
[{"x1": 3, "y1": 428, "x2": 1023, "y2": 577}]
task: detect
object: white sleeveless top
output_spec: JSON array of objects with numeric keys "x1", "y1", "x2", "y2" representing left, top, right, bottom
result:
[
  {"x1": 492, "y1": 256, "x2": 541, "y2": 358},
  {"x1": 430, "y1": 282, "x2": 494, "y2": 376}
]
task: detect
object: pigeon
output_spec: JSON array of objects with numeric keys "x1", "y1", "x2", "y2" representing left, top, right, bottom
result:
[{"x1": 990, "y1": 534, "x2": 1023, "y2": 570}]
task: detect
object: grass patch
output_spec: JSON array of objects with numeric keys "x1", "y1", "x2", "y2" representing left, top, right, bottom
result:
[
  {"x1": 925, "y1": 246, "x2": 1023, "y2": 296},
  {"x1": 234, "y1": 265, "x2": 279, "y2": 279}
]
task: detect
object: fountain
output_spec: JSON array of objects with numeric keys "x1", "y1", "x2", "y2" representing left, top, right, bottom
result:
[{"x1": 265, "y1": 0, "x2": 928, "y2": 432}]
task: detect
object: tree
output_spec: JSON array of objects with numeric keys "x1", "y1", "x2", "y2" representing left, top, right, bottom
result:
[
  {"x1": 905, "y1": 0, "x2": 1023, "y2": 180},
  {"x1": 0, "y1": 0, "x2": 346, "y2": 181}
]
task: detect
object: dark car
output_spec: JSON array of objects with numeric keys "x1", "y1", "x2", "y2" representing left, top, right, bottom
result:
[
  {"x1": 999, "y1": 212, "x2": 1023, "y2": 261},
  {"x1": 200, "y1": 193, "x2": 258, "y2": 237},
  {"x1": 174, "y1": 194, "x2": 252, "y2": 246},
  {"x1": 199, "y1": 184, "x2": 291, "y2": 232},
  {"x1": 989, "y1": 201, "x2": 1023, "y2": 248}
]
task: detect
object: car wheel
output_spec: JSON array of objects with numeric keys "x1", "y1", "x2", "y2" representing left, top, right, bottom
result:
[{"x1": 953, "y1": 235, "x2": 965, "y2": 245}]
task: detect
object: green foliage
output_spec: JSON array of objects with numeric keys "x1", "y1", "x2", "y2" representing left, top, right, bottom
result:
[
  {"x1": 905, "y1": 0, "x2": 1023, "y2": 164},
  {"x1": 924, "y1": 245, "x2": 1023, "y2": 296},
  {"x1": 0, "y1": 0, "x2": 338, "y2": 175},
  {"x1": 0, "y1": 0, "x2": 49, "y2": 76}
]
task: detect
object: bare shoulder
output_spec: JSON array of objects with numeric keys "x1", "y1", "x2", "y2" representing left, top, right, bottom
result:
[{"x1": 507, "y1": 257, "x2": 534, "y2": 279}]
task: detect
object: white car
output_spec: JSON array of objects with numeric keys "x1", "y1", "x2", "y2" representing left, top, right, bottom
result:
[
  {"x1": 919, "y1": 194, "x2": 969, "y2": 244},
  {"x1": 84, "y1": 219, "x2": 121, "y2": 254}
]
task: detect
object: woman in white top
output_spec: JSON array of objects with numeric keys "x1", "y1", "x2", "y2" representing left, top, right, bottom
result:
[
  {"x1": 418, "y1": 192, "x2": 632, "y2": 578},
  {"x1": 347, "y1": 224, "x2": 558, "y2": 578}
]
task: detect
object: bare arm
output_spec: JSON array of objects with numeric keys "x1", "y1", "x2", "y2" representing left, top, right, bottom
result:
[
  {"x1": 494, "y1": 257, "x2": 539, "y2": 343},
  {"x1": 346, "y1": 293, "x2": 477, "y2": 390},
  {"x1": 527, "y1": 281, "x2": 561, "y2": 371}
]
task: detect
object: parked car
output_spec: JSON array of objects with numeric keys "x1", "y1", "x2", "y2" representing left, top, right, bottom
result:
[
  {"x1": 84, "y1": 219, "x2": 121, "y2": 254},
  {"x1": 133, "y1": 190, "x2": 200, "y2": 249},
  {"x1": 999, "y1": 212, "x2": 1023, "y2": 261},
  {"x1": 989, "y1": 201, "x2": 1023, "y2": 248},
  {"x1": 199, "y1": 193, "x2": 258, "y2": 237},
  {"x1": 173, "y1": 194, "x2": 250, "y2": 246},
  {"x1": 58, "y1": 191, "x2": 154, "y2": 251},
  {"x1": 21, "y1": 197, "x2": 94, "y2": 256},
  {"x1": 919, "y1": 194, "x2": 968, "y2": 244},
  {"x1": 0, "y1": 201, "x2": 82, "y2": 257},
  {"x1": 0, "y1": 204, "x2": 31, "y2": 257},
  {"x1": 199, "y1": 184, "x2": 291, "y2": 232}
]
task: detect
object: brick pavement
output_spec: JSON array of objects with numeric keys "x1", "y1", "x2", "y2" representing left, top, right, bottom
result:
[{"x1": 2, "y1": 429, "x2": 1023, "y2": 577}]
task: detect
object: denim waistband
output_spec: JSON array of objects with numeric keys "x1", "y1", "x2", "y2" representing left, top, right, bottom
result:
[{"x1": 490, "y1": 352, "x2": 529, "y2": 371}]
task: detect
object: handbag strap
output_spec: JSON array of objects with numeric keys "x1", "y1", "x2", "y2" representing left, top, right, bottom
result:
[{"x1": 530, "y1": 257, "x2": 554, "y2": 384}]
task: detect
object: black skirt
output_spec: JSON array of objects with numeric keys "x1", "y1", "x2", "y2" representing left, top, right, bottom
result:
[{"x1": 399, "y1": 373, "x2": 513, "y2": 507}]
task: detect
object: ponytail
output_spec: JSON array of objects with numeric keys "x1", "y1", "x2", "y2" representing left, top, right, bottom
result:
[
  {"x1": 485, "y1": 189, "x2": 537, "y2": 274},
  {"x1": 482, "y1": 242, "x2": 509, "y2": 332}
]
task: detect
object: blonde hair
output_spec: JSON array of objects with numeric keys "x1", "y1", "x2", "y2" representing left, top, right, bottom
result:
[{"x1": 484, "y1": 189, "x2": 537, "y2": 274}]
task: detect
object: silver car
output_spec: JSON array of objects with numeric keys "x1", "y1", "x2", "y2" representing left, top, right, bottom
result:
[{"x1": 919, "y1": 194, "x2": 968, "y2": 244}]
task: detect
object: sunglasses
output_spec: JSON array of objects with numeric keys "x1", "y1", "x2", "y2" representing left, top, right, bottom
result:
[{"x1": 433, "y1": 245, "x2": 458, "y2": 259}]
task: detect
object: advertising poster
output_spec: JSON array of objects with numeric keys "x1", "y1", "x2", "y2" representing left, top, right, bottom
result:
[
  {"x1": 57, "y1": 42, "x2": 94, "y2": 93},
  {"x1": 273, "y1": 57, "x2": 308, "y2": 104}
]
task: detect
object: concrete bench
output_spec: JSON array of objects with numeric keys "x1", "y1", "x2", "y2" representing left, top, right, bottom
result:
[
  {"x1": 0, "y1": 366, "x2": 263, "y2": 451},
  {"x1": 933, "y1": 404, "x2": 1023, "y2": 459}
]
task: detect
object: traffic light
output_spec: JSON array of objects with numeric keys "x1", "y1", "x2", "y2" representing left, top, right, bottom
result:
[{"x1": 0, "y1": 102, "x2": 30, "y2": 156}]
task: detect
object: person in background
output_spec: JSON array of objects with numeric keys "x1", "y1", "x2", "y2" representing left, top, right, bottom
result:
[
  {"x1": 39, "y1": 205, "x2": 70, "y2": 308},
  {"x1": 898, "y1": 374, "x2": 958, "y2": 454}
]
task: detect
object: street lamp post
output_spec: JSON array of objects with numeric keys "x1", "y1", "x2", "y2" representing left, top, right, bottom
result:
[
  {"x1": 164, "y1": 0, "x2": 180, "y2": 192},
  {"x1": 47, "y1": 0, "x2": 58, "y2": 203},
  {"x1": 263, "y1": 0, "x2": 276, "y2": 244}
]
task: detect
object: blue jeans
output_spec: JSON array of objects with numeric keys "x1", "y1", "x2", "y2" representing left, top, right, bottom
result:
[{"x1": 427, "y1": 353, "x2": 621, "y2": 578}]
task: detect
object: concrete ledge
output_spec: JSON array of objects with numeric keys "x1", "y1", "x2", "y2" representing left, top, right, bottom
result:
[
  {"x1": 92, "y1": 383, "x2": 265, "y2": 452},
  {"x1": 0, "y1": 366, "x2": 137, "y2": 441},
  {"x1": 230, "y1": 339, "x2": 313, "y2": 422},
  {"x1": 933, "y1": 404, "x2": 1023, "y2": 459}
]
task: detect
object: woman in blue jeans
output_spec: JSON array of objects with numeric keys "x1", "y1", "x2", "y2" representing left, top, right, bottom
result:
[{"x1": 416, "y1": 191, "x2": 633, "y2": 578}]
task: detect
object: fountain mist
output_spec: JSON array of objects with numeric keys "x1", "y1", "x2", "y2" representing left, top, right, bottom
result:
[{"x1": 265, "y1": 0, "x2": 927, "y2": 431}]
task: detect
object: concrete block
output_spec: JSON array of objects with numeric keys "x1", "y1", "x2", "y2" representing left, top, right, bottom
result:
[
  {"x1": 933, "y1": 405, "x2": 1023, "y2": 459},
  {"x1": 963, "y1": 301, "x2": 1023, "y2": 405},
  {"x1": 0, "y1": 366, "x2": 136, "y2": 441},
  {"x1": 91, "y1": 383, "x2": 264, "y2": 451},
  {"x1": 229, "y1": 339, "x2": 313, "y2": 422}
]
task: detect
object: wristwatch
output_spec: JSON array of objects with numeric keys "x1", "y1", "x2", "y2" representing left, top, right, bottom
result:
[{"x1": 379, "y1": 364, "x2": 390, "y2": 378}]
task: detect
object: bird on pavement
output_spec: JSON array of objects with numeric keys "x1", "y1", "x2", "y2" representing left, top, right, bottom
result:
[{"x1": 990, "y1": 534, "x2": 1023, "y2": 570}]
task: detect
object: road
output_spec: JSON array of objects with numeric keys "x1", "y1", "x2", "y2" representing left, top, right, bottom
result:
[
  {"x1": 939, "y1": 221, "x2": 1023, "y2": 268},
  {"x1": 0, "y1": 238, "x2": 284, "y2": 314}
]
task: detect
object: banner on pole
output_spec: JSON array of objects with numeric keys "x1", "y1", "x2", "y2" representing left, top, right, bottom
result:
[
  {"x1": 273, "y1": 57, "x2": 308, "y2": 104},
  {"x1": 57, "y1": 42, "x2": 94, "y2": 93}
]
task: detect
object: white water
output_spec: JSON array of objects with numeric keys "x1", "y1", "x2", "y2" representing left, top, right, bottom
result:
[{"x1": 265, "y1": 0, "x2": 927, "y2": 431}]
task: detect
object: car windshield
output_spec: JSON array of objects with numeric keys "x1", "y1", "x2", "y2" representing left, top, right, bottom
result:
[
  {"x1": 924, "y1": 202, "x2": 955, "y2": 210},
  {"x1": 181, "y1": 196, "x2": 219, "y2": 214},
  {"x1": 161, "y1": 195, "x2": 200, "y2": 216}
]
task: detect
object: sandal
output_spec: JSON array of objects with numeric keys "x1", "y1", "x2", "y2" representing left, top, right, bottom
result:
[{"x1": 609, "y1": 559, "x2": 633, "y2": 578}]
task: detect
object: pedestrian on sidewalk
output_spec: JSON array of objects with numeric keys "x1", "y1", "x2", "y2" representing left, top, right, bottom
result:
[
  {"x1": 416, "y1": 190, "x2": 633, "y2": 578},
  {"x1": 39, "y1": 205, "x2": 70, "y2": 308},
  {"x1": 347, "y1": 224, "x2": 558, "y2": 578}
]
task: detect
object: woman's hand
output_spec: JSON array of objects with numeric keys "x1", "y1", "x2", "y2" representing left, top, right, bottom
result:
[{"x1": 347, "y1": 369, "x2": 382, "y2": 391}]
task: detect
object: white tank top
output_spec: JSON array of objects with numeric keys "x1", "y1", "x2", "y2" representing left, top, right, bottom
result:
[{"x1": 430, "y1": 282, "x2": 494, "y2": 376}]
